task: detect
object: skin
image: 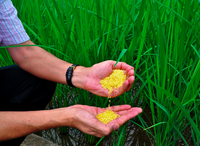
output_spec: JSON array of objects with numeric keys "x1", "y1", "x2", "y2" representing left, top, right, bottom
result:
[
  {"x1": 0, "y1": 105, "x2": 142, "y2": 141},
  {"x1": 0, "y1": 40, "x2": 142, "y2": 142},
  {"x1": 7, "y1": 40, "x2": 135, "y2": 97}
]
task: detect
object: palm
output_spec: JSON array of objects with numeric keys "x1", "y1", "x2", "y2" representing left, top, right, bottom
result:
[
  {"x1": 69, "y1": 105, "x2": 142, "y2": 137},
  {"x1": 84, "y1": 62, "x2": 112, "y2": 97},
  {"x1": 84, "y1": 61, "x2": 135, "y2": 97}
]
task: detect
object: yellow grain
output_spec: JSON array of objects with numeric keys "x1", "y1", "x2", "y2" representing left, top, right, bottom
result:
[
  {"x1": 100, "y1": 69, "x2": 126, "y2": 95},
  {"x1": 97, "y1": 69, "x2": 126, "y2": 124},
  {"x1": 96, "y1": 109, "x2": 120, "y2": 124}
]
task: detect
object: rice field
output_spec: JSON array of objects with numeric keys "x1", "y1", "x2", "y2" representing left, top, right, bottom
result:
[{"x1": 0, "y1": 0, "x2": 200, "y2": 145}]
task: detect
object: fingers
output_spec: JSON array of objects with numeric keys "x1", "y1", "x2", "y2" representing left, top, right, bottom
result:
[
  {"x1": 127, "y1": 75, "x2": 135, "y2": 91},
  {"x1": 96, "y1": 105, "x2": 131, "y2": 115},
  {"x1": 126, "y1": 66, "x2": 135, "y2": 91},
  {"x1": 116, "y1": 107, "x2": 142, "y2": 116},
  {"x1": 113, "y1": 62, "x2": 134, "y2": 76},
  {"x1": 106, "y1": 105, "x2": 132, "y2": 112},
  {"x1": 126, "y1": 68, "x2": 134, "y2": 78},
  {"x1": 97, "y1": 105, "x2": 141, "y2": 116},
  {"x1": 112, "y1": 61, "x2": 135, "y2": 92},
  {"x1": 113, "y1": 62, "x2": 132, "y2": 71},
  {"x1": 116, "y1": 107, "x2": 142, "y2": 124},
  {"x1": 107, "y1": 107, "x2": 142, "y2": 130}
]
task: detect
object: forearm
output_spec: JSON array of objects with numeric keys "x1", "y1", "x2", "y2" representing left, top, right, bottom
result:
[
  {"x1": 7, "y1": 40, "x2": 88, "y2": 88},
  {"x1": 0, "y1": 109, "x2": 72, "y2": 141}
]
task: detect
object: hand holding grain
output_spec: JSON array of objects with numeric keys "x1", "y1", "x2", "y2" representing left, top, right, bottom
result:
[
  {"x1": 83, "y1": 60, "x2": 135, "y2": 97},
  {"x1": 66, "y1": 105, "x2": 142, "y2": 137}
]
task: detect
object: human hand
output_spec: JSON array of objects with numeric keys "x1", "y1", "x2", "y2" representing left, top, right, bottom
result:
[
  {"x1": 83, "y1": 60, "x2": 135, "y2": 97},
  {"x1": 65, "y1": 104, "x2": 142, "y2": 137}
]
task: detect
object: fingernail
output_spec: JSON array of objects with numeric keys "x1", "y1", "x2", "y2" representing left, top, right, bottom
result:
[{"x1": 113, "y1": 124, "x2": 119, "y2": 131}]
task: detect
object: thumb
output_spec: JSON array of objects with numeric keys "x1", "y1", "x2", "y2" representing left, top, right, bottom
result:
[
  {"x1": 106, "y1": 122, "x2": 120, "y2": 131},
  {"x1": 112, "y1": 124, "x2": 119, "y2": 131}
]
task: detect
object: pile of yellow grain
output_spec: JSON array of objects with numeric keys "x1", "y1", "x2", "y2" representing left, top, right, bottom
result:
[
  {"x1": 100, "y1": 69, "x2": 126, "y2": 95},
  {"x1": 96, "y1": 69, "x2": 126, "y2": 124},
  {"x1": 96, "y1": 109, "x2": 120, "y2": 124}
]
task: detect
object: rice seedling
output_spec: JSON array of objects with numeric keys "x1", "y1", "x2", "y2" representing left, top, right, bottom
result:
[
  {"x1": 0, "y1": 49, "x2": 13, "y2": 66},
  {"x1": 1, "y1": 0, "x2": 199, "y2": 145}
]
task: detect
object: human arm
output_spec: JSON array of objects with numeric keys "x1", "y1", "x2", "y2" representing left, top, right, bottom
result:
[
  {"x1": 7, "y1": 40, "x2": 83, "y2": 85},
  {"x1": 7, "y1": 40, "x2": 135, "y2": 97},
  {"x1": 0, "y1": 109, "x2": 63, "y2": 141},
  {"x1": 0, "y1": 105, "x2": 142, "y2": 141}
]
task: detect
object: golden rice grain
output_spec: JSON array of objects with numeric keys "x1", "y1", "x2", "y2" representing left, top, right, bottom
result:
[
  {"x1": 100, "y1": 69, "x2": 126, "y2": 95},
  {"x1": 96, "y1": 109, "x2": 120, "y2": 124},
  {"x1": 97, "y1": 69, "x2": 126, "y2": 124}
]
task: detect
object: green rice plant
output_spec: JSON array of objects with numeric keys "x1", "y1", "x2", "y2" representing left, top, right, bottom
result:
[
  {"x1": 0, "y1": 49, "x2": 13, "y2": 66},
  {"x1": 95, "y1": 136, "x2": 104, "y2": 146},
  {"x1": 84, "y1": 133, "x2": 96, "y2": 144},
  {"x1": 131, "y1": 0, "x2": 200, "y2": 145},
  {"x1": 2, "y1": 0, "x2": 200, "y2": 145},
  {"x1": 111, "y1": 125, "x2": 126, "y2": 146}
]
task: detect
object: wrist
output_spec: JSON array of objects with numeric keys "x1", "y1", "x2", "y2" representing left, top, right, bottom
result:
[
  {"x1": 54, "y1": 106, "x2": 77, "y2": 128},
  {"x1": 71, "y1": 66, "x2": 89, "y2": 89}
]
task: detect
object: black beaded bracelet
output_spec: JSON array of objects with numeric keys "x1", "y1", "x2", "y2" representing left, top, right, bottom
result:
[{"x1": 66, "y1": 64, "x2": 79, "y2": 87}]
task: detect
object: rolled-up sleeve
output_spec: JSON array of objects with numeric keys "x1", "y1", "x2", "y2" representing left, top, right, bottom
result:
[{"x1": 0, "y1": 0, "x2": 30, "y2": 46}]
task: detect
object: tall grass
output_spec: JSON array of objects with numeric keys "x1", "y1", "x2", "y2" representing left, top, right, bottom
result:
[{"x1": 1, "y1": 0, "x2": 199, "y2": 145}]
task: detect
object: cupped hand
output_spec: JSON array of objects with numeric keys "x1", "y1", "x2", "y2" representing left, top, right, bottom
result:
[
  {"x1": 83, "y1": 60, "x2": 135, "y2": 97},
  {"x1": 67, "y1": 105, "x2": 142, "y2": 137}
]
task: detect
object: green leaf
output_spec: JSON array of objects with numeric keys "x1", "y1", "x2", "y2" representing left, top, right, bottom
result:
[{"x1": 114, "y1": 49, "x2": 127, "y2": 67}]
